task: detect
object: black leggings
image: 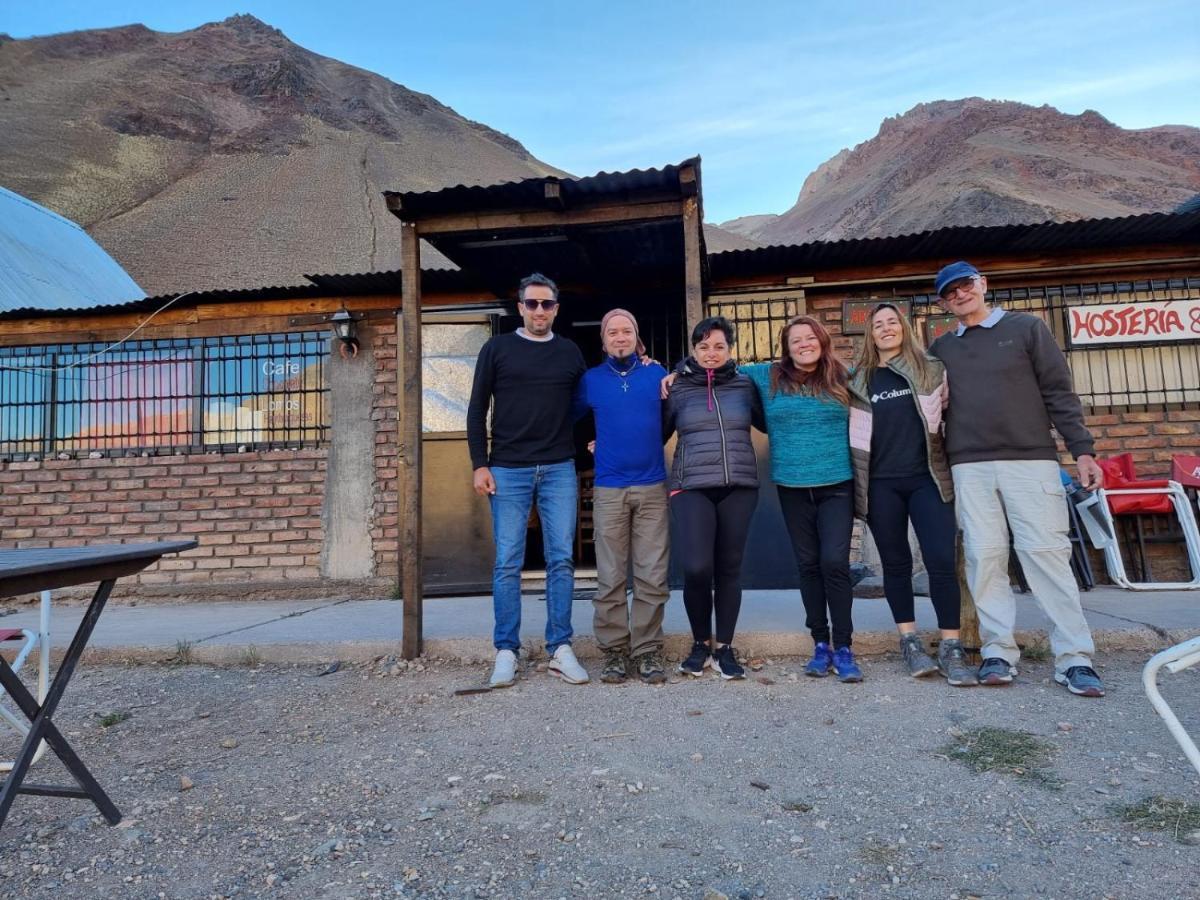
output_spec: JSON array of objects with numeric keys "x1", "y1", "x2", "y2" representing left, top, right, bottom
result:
[
  {"x1": 671, "y1": 487, "x2": 758, "y2": 645},
  {"x1": 778, "y1": 481, "x2": 854, "y2": 648},
  {"x1": 866, "y1": 473, "x2": 961, "y2": 630}
]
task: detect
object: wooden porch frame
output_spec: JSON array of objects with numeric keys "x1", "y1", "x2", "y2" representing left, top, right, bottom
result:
[{"x1": 393, "y1": 163, "x2": 706, "y2": 660}]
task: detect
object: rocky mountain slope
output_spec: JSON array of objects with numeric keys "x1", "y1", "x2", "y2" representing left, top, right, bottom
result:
[
  {"x1": 721, "y1": 99, "x2": 1200, "y2": 246},
  {"x1": 0, "y1": 16, "x2": 565, "y2": 294}
]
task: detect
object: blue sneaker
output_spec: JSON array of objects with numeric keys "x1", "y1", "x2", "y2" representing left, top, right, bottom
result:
[
  {"x1": 1055, "y1": 665, "x2": 1105, "y2": 697},
  {"x1": 805, "y1": 642, "x2": 833, "y2": 677},
  {"x1": 832, "y1": 646, "x2": 863, "y2": 683}
]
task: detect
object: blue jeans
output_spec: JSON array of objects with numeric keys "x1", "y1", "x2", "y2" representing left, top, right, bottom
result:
[{"x1": 489, "y1": 461, "x2": 577, "y2": 653}]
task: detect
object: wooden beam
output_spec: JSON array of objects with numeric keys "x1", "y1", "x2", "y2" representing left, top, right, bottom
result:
[
  {"x1": 682, "y1": 196, "x2": 704, "y2": 331},
  {"x1": 0, "y1": 292, "x2": 498, "y2": 345},
  {"x1": 678, "y1": 164, "x2": 699, "y2": 197},
  {"x1": 407, "y1": 199, "x2": 684, "y2": 236},
  {"x1": 398, "y1": 221, "x2": 425, "y2": 661}
]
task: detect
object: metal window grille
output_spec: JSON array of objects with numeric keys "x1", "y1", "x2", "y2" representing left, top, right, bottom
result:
[
  {"x1": 706, "y1": 291, "x2": 807, "y2": 362},
  {"x1": 0, "y1": 332, "x2": 330, "y2": 457},
  {"x1": 903, "y1": 277, "x2": 1200, "y2": 413}
]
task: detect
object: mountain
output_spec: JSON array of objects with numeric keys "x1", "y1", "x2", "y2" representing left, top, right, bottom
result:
[
  {"x1": 702, "y1": 223, "x2": 763, "y2": 252},
  {"x1": 722, "y1": 99, "x2": 1200, "y2": 247},
  {"x1": 0, "y1": 16, "x2": 565, "y2": 294}
]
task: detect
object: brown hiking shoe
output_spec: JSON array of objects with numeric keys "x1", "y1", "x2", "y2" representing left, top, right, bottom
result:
[
  {"x1": 635, "y1": 651, "x2": 668, "y2": 684},
  {"x1": 600, "y1": 650, "x2": 628, "y2": 684}
]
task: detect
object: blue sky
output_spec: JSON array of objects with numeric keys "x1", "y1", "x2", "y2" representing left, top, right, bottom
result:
[{"x1": 5, "y1": 1, "x2": 1199, "y2": 223}]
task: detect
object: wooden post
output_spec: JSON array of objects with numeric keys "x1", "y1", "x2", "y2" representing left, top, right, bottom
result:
[
  {"x1": 957, "y1": 532, "x2": 981, "y2": 654},
  {"x1": 398, "y1": 221, "x2": 424, "y2": 660},
  {"x1": 681, "y1": 195, "x2": 704, "y2": 332}
]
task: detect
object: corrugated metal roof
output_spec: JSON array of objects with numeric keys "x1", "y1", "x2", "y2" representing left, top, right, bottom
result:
[
  {"x1": 709, "y1": 210, "x2": 1200, "y2": 281},
  {"x1": 0, "y1": 186, "x2": 145, "y2": 313},
  {"x1": 385, "y1": 158, "x2": 701, "y2": 220}
]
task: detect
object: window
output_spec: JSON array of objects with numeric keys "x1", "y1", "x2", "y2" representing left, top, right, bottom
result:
[
  {"x1": 0, "y1": 332, "x2": 329, "y2": 456},
  {"x1": 421, "y1": 322, "x2": 491, "y2": 433},
  {"x1": 707, "y1": 289, "x2": 808, "y2": 362}
]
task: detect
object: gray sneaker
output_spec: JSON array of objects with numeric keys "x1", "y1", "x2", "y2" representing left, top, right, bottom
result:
[
  {"x1": 937, "y1": 639, "x2": 979, "y2": 687},
  {"x1": 978, "y1": 656, "x2": 1016, "y2": 686},
  {"x1": 900, "y1": 634, "x2": 938, "y2": 677},
  {"x1": 1055, "y1": 665, "x2": 1105, "y2": 697},
  {"x1": 635, "y1": 651, "x2": 668, "y2": 685},
  {"x1": 600, "y1": 650, "x2": 628, "y2": 684}
]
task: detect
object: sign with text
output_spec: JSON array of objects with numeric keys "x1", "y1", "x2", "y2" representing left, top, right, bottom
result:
[
  {"x1": 841, "y1": 299, "x2": 911, "y2": 335},
  {"x1": 1068, "y1": 299, "x2": 1200, "y2": 346}
]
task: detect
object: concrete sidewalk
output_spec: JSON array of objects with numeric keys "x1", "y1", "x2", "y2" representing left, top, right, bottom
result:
[{"x1": 1, "y1": 585, "x2": 1196, "y2": 664}]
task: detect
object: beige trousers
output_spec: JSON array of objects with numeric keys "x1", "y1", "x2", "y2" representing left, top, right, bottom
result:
[
  {"x1": 952, "y1": 459, "x2": 1095, "y2": 672},
  {"x1": 592, "y1": 483, "x2": 670, "y2": 656}
]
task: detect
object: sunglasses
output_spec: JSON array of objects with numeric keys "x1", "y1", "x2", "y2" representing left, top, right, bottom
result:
[
  {"x1": 939, "y1": 276, "x2": 979, "y2": 301},
  {"x1": 521, "y1": 298, "x2": 559, "y2": 311}
]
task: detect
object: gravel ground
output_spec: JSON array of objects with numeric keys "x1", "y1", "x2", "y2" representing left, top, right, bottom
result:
[{"x1": 1, "y1": 652, "x2": 1198, "y2": 900}]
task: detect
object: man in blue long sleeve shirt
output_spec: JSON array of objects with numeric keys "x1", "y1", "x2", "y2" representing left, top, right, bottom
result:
[{"x1": 573, "y1": 309, "x2": 670, "y2": 684}]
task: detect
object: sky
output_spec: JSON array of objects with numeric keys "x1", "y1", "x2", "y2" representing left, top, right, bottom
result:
[{"x1": 4, "y1": 1, "x2": 1199, "y2": 224}]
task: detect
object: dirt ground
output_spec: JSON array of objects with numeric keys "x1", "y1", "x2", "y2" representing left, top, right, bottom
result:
[{"x1": 1, "y1": 652, "x2": 1198, "y2": 900}]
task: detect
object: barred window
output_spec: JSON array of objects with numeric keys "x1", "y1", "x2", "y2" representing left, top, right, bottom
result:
[
  {"x1": 0, "y1": 332, "x2": 329, "y2": 456},
  {"x1": 707, "y1": 289, "x2": 808, "y2": 362}
]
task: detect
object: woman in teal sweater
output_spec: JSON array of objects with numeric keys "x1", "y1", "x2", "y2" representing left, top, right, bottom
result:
[{"x1": 741, "y1": 315, "x2": 859, "y2": 682}]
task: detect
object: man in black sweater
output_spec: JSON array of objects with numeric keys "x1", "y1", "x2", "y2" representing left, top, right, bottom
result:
[
  {"x1": 467, "y1": 273, "x2": 589, "y2": 689},
  {"x1": 930, "y1": 261, "x2": 1106, "y2": 698}
]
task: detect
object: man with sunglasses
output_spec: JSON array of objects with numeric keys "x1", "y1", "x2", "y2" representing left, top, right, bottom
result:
[
  {"x1": 468, "y1": 272, "x2": 590, "y2": 688},
  {"x1": 929, "y1": 261, "x2": 1106, "y2": 697}
]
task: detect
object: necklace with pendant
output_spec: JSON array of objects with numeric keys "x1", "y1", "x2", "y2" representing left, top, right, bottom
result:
[{"x1": 606, "y1": 357, "x2": 639, "y2": 392}]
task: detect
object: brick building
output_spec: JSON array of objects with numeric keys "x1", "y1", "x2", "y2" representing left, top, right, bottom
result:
[{"x1": 1, "y1": 163, "x2": 1198, "y2": 596}]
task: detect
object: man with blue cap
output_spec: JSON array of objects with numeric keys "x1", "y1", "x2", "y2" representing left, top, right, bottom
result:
[{"x1": 929, "y1": 261, "x2": 1106, "y2": 698}]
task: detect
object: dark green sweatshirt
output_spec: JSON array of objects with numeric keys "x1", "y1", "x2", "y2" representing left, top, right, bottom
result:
[{"x1": 929, "y1": 310, "x2": 1095, "y2": 466}]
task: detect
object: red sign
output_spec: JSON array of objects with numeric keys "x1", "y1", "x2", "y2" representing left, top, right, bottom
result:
[
  {"x1": 841, "y1": 299, "x2": 911, "y2": 335},
  {"x1": 1068, "y1": 299, "x2": 1200, "y2": 346}
]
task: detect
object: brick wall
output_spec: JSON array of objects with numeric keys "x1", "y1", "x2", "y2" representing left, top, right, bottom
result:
[
  {"x1": 1084, "y1": 409, "x2": 1200, "y2": 478},
  {"x1": 0, "y1": 449, "x2": 326, "y2": 587}
]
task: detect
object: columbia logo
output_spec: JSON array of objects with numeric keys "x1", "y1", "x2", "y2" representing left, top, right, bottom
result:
[{"x1": 871, "y1": 388, "x2": 912, "y2": 403}]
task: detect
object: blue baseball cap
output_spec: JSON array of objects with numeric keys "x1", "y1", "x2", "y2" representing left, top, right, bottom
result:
[{"x1": 934, "y1": 261, "x2": 981, "y2": 296}]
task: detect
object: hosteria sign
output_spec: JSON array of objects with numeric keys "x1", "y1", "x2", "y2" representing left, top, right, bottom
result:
[{"x1": 1068, "y1": 299, "x2": 1200, "y2": 346}]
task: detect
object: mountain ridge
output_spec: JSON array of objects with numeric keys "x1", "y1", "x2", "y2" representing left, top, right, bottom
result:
[{"x1": 721, "y1": 98, "x2": 1200, "y2": 247}]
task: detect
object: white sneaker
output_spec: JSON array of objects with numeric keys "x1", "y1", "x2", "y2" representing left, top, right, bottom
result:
[
  {"x1": 547, "y1": 645, "x2": 589, "y2": 684},
  {"x1": 489, "y1": 649, "x2": 518, "y2": 688}
]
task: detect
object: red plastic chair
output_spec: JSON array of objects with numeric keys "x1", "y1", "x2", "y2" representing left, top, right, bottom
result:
[
  {"x1": 1096, "y1": 453, "x2": 1172, "y2": 515},
  {"x1": 1172, "y1": 454, "x2": 1200, "y2": 492},
  {"x1": 1095, "y1": 453, "x2": 1175, "y2": 582}
]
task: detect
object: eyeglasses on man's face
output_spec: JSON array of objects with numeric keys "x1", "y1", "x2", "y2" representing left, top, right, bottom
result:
[
  {"x1": 521, "y1": 298, "x2": 559, "y2": 311},
  {"x1": 939, "y1": 276, "x2": 980, "y2": 301}
]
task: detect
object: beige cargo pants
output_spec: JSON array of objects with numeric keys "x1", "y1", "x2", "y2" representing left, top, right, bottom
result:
[
  {"x1": 952, "y1": 459, "x2": 1095, "y2": 673},
  {"x1": 592, "y1": 483, "x2": 671, "y2": 658}
]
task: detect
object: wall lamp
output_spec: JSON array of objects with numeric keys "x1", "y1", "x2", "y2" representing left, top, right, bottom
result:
[{"x1": 330, "y1": 307, "x2": 361, "y2": 359}]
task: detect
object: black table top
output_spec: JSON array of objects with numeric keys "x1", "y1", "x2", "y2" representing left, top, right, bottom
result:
[{"x1": 0, "y1": 542, "x2": 197, "y2": 583}]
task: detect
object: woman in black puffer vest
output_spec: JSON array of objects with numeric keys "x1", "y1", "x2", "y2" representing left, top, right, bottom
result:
[{"x1": 664, "y1": 316, "x2": 766, "y2": 681}]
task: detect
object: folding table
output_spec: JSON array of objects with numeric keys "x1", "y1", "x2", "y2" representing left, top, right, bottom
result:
[{"x1": 0, "y1": 541, "x2": 196, "y2": 831}]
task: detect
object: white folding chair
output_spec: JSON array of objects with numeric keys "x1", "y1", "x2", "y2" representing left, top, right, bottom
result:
[
  {"x1": 1088, "y1": 482, "x2": 1200, "y2": 590},
  {"x1": 1143, "y1": 636, "x2": 1200, "y2": 777},
  {"x1": 0, "y1": 590, "x2": 51, "y2": 772}
]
